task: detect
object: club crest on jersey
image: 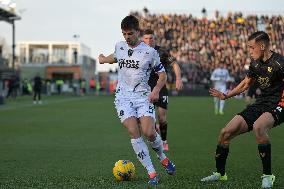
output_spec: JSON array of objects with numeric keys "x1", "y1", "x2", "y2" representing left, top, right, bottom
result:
[
  {"x1": 118, "y1": 59, "x2": 139, "y2": 69},
  {"x1": 268, "y1": 67, "x2": 272, "y2": 72},
  {"x1": 128, "y1": 49, "x2": 134, "y2": 57}
]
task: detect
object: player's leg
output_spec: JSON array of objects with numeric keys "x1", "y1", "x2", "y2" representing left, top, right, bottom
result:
[
  {"x1": 115, "y1": 98, "x2": 157, "y2": 182},
  {"x1": 137, "y1": 99, "x2": 175, "y2": 178},
  {"x1": 219, "y1": 100, "x2": 225, "y2": 115},
  {"x1": 201, "y1": 115, "x2": 249, "y2": 182},
  {"x1": 213, "y1": 97, "x2": 219, "y2": 114},
  {"x1": 38, "y1": 90, "x2": 42, "y2": 104},
  {"x1": 33, "y1": 90, "x2": 37, "y2": 104},
  {"x1": 253, "y1": 112, "x2": 275, "y2": 188},
  {"x1": 123, "y1": 117, "x2": 158, "y2": 178},
  {"x1": 138, "y1": 116, "x2": 162, "y2": 184},
  {"x1": 157, "y1": 106, "x2": 169, "y2": 151},
  {"x1": 140, "y1": 116, "x2": 166, "y2": 161},
  {"x1": 156, "y1": 93, "x2": 169, "y2": 150},
  {"x1": 219, "y1": 86, "x2": 226, "y2": 115},
  {"x1": 140, "y1": 116, "x2": 175, "y2": 176}
]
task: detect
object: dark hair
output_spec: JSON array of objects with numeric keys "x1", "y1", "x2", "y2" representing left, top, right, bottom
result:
[
  {"x1": 121, "y1": 15, "x2": 140, "y2": 31},
  {"x1": 143, "y1": 29, "x2": 154, "y2": 35},
  {"x1": 248, "y1": 31, "x2": 270, "y2": 46}
]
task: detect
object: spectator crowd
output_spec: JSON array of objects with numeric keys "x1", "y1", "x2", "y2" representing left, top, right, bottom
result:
[{"x1": 132, "y1": 9, "x2": 284, "y2": 89}]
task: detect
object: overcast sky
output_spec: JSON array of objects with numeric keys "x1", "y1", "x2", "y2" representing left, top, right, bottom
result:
[{"x1": 1, "y1": 0, "x2": 284, "y2": 72}]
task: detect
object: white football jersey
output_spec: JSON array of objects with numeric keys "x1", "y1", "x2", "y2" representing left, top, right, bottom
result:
[
  {"x1": 210, "y1": 68, "x2": 230, "y2": 88},
  {"x1": 113, "y1": 41, "x2": 165, "y2": 93}
]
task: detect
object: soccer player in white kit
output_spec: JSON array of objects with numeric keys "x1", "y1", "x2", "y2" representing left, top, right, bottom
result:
[
  {"x1": 98, "y1": 15, "x2": 175, "y2": 186},
  {"x1": 210, "y1": 62, "x2": 230, "y2": 115}
]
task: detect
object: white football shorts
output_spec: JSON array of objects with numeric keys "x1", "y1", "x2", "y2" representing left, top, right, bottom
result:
[{"x1": 114, "y1": 92, "x2": 155, "y2": 123}]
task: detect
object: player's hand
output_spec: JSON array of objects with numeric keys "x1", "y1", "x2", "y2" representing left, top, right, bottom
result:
[
  {"x1": 175, "y1": 79, "x2": 183, "y2": 91},
  {"x1": 148, "y1": 89, "x2": 159, "y2": 103},
  {"x1": 209, "y1": 88, "x2": 226, "y2": 100},
  {"x1": 98, "y1": 54, "x2": 106, "y2": 64}
]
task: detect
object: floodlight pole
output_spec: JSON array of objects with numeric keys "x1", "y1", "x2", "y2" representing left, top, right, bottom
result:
[{"x1": 12, "y1": 19, "x2": 15, "y2": 70}]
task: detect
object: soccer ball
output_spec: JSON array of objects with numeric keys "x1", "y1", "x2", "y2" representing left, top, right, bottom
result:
[{"x1": 113, "y1": 160, "x2": 135, "y2": 181}]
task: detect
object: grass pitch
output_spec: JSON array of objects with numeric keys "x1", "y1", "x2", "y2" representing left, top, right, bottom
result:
[{"x1": 0, "y1": 95, "x2": 283, "y2": 188}]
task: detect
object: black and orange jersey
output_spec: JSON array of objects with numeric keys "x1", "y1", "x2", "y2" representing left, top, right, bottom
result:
[
  {"x1": 148, "y1": 46, "x2": 175, "y2": 90},
  {"x1": 247, "y1": 51, "x2": 284, "y2": 108}
]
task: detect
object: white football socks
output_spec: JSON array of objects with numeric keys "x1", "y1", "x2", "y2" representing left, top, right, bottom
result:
[
  {"x1": 220, "y1": 100, "x2": 225, "y2": 113},
  {"x1": 149, "y1": 133, "x2": 166, "y2": 161},
  {"x1": 131, "y1": 137, "x2": 156, "y2": 174},
  {"x1": 214, "y1": 97, "x2": 219, "y2": 112}
]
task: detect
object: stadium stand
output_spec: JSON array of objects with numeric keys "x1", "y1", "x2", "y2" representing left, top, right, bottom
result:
[{"x1": 132, "y1": 10, "x2": 284, "y2": 92}]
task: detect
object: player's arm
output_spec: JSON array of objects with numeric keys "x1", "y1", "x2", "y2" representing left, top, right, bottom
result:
[
  {"x1": 149, "y1": 71, "x2": 167, "y2": 103},
  {"x1": 210, "y1": 76, "x2": 253, "y2": 100},
  {"x1": 153, "y1": 71, "x2": 167, "y2": 93},
  {"x1": 148, "y1": 49, "x2": 167, "y2": 102},
  {"x1": 171, "y1": 62, "x2": 183, "y2": 90},
  {"x1": 98, "y1": 53, "x2": 116, "y2": 64}
]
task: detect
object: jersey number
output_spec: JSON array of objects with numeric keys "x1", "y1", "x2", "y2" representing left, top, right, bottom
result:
[
  {"x1": 162, "y1": 96, "x2": 168, "y2": 103},
  {"x1": 149, "y1": 105, "x2": 154, "y2": 113}
]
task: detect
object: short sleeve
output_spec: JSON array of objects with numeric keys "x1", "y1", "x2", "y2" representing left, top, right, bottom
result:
[
  {"x1": 247, "y1": 64, "x2": 257, "y2": 79},
  {"x1": 152, "y1": 50, "x2": 165, "y2": 73}
]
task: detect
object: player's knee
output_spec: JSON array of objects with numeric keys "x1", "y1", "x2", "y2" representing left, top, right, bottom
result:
[
  {"x1": 220, "y1": 128, "x2": 232, "y2": 141},
  {"x1": 127, "y1": 130, "x2": 140, "y2": 139},
  {"x1": 252, "y1": 124, "x2": 265, "y2": 136},
  {"x1": 253, "y1": 125, "x2": 268, "y2": 143},
  {"x1": 145, "y1": 132, "x2": 156, "y2": 141},
  {"x1": 158, "y1": 114, "x2": 166, "y2": 123},
  {"x1": 158, "y1": 118, "x2": 166, "y2": 124}
]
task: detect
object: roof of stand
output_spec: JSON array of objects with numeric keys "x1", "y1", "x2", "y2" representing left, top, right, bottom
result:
[{"x1": 0, "y1": 6, "x2": 20, "y2": 23}]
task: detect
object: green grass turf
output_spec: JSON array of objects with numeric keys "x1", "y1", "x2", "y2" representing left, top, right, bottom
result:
[{"x1": 0, "y1": 95, "x2": 283, "y2": 188}]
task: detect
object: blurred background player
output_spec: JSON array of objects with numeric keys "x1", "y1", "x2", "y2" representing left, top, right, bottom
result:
[
  {"x1": 210, "y1": 62, "x2": 230, "y2": 115},
  {"x1": 98, "y1": 15, "x2": 175, "y2": 185},
  {"x1": 143, "y1": 29, "x2": 183, "y2": 151},
  {"x1": 33, "y1": 73, "x2": 42, "y2": 104}
]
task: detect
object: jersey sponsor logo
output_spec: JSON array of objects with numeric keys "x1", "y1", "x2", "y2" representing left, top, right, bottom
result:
[
  {"x1": 268, "y1": 67, "x2": 272, "y2": 72},
  {"x1": 120, "y1": 47, "x2": 124, "y2": 50},
  {"x1": 257, "y1": 76, "x2": 270, "y2": 88},
  {"x1": 118, "y1": 59, "x2": 139, "y2": 69}
]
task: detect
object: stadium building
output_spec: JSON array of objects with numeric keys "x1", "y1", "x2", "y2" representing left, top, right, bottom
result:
[
  {"x1": 17, "y1": 41, "x2": 95, "y2": 79},
  {"x1": 16, "y1": 41, "x2": 96, "y2": 93}
]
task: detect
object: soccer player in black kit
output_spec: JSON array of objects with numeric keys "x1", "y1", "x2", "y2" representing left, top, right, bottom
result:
[
  {"x1": 143, "y1": 29, "x2": 183, "y2": 151},
  {"x1": 33, "y1": 74, "x2": 42, "y2": 104},
  {"x1": 201, "y1": 31, "x2": 284, "y2": 188}
]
